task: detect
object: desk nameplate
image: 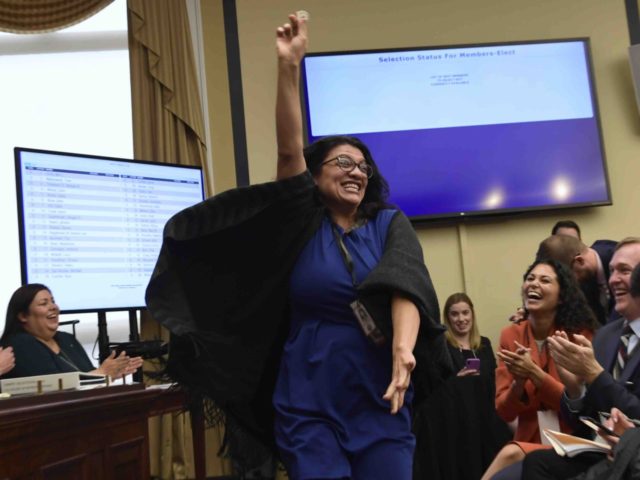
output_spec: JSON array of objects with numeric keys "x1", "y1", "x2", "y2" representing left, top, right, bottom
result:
[{"x1": 0, "y1": 371, "x2": 80, "y2": 395}]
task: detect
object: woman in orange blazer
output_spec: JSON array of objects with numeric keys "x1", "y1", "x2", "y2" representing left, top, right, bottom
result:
[{"x1": 481, "y1": 259, "x2": 598, "y2": 480}]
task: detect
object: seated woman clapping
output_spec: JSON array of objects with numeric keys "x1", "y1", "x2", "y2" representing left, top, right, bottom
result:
[
  {"x1": 1, "y1": 284, "x2": 143, "y2": 380},
  {"x1": 481, "y1": 259, "x2": 598, "y2": 480}
]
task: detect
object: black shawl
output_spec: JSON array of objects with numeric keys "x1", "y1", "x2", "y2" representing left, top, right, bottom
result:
[{"x1": 146, "y1": 170, "x2": 453, "y2": 466}]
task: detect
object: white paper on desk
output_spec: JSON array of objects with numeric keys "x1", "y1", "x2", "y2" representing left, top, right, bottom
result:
[
  {"x1": 538, "y1": 410, "x2": 560, "y2": 446},
  {"x1": 79, "y1": 373, "x2": 107, "y2": 385},
  {"x1": 145, "y1": 383, "x2": 175, "y2": 390}
]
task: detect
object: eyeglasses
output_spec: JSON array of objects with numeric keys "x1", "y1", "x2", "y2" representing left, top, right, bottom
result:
[{"x1": 320, "y1": 155, "x2": 374, "y2": 178}]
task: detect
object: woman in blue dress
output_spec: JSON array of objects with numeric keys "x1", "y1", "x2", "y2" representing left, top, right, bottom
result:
[
  {"x1": 146, "y1": 12, "x2": 449, "y2": 480},
  {"x1": 272, "y1": 13, "x2": 430, "y2": 479}
]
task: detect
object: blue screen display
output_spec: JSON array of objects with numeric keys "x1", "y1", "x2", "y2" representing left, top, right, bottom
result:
[{"x1": 302, "y1": 39, "x2": 610, "y2": 221}]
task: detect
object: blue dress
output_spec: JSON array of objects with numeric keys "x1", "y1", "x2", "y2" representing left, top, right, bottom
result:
[{"x1": 273, "y1": 210, "x2": 415, "y2": 480}]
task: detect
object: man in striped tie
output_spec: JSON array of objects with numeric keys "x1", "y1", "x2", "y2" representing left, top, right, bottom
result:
[
  {"x1": 520, "y1": 237, "x2": 640, "y2": 479},
  {"x1": 614, "y1": 321, "x2": 635, "y2": 379}
]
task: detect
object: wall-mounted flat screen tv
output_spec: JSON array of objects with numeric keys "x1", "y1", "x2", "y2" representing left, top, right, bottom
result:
[
  {"x1": 15, "y1": 147, "x2": 205, "y2": 312},
  {"x1": 301, "y1": 38, "x2": 611, "y2": 221}
]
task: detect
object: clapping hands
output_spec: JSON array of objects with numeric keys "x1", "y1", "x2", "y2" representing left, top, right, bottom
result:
[
  {"x1": 547, "y1": 331, "x2": 603, "y2": 385},
  {"x1": 96, "y1": 350, "x2": 143, "y2": 380},
  {"x1": 497, "y1": 340, "x2": 537, "y2": 380},
  {"x1": 0, "y1": 346, "x2": 15, "y2": 375}
]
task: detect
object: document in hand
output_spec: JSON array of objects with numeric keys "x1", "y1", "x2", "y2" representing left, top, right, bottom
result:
[{"x1": 542, "y1": 429, "x2": 611, "y2": 458}]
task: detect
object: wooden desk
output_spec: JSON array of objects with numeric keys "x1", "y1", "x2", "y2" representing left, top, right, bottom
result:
[
  {"x1": 146, "y1": 386, "x2": 207, "y2": 480},
  {"x1": 0, "y1": 384, "x2": 205, "y2": 480}
]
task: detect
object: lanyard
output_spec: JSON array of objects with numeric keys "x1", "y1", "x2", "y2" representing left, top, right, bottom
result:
[
  {"x1": 331, "y1": 225, "x2": 359, "y2": 288},
  {"x1": 331, "y1": 224, "x2": 386, "y2": 346},
  {"x1": 58, "y1": 348, "x2": 81, "y2": 371}
]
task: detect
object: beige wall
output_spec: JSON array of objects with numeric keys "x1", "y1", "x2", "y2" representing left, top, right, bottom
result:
[
  {"x1": 200, "y1": 0, "x2": 237, "y2": 194},
  {"x1": 202, "y1": 0, "x2": 640, "y2": 347}
]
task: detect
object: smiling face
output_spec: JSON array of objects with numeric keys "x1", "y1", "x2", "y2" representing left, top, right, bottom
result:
[
  {"x1": 609, "y1": 242, "x2": 640, "y2": 320},
  {"x1": 447, "y1": 301, "x2": 474, "y2": 337},
  {"x1": 522, "y1": 263, "x2": 561, "y2": 316},
  {"x1": 18, "y1": 289, "x2": 60, "y2": 341},
  {"x1": 313, "y1": 144, "x2": 369, "y2": 215}
]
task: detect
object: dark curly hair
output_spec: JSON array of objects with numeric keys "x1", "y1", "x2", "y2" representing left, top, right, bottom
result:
[
  {"x1": 303, "y1": 135, "x2": 392, "y2": 219},
  {"x1": 1, "y1": 283, "x2": 50, "y2": 344},
  {"x1": 523, "y1": 259, "x2": 598, "y2": 333}
]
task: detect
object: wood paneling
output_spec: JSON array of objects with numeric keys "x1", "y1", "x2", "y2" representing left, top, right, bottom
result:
[{"x1": 0, "y1": 384, "x2": 204, "y2": 480}]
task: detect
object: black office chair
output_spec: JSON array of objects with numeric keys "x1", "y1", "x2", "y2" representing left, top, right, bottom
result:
[{"x1": 58, "y1": 319, "x2": 80, "y2": 338}]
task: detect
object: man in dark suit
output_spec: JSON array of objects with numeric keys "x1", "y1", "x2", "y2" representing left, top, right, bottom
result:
[
  {"x1": 522, "y1": 237, "x2": 640, "y2": 479},
  {"x1": 537, "y1": 235, "x2": 617, "y2": 324}
]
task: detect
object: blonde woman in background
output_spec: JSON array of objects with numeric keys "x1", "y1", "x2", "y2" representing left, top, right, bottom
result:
[
  {"x1": 443, "y1": 292, "x2": 497, "y2": 383},
  {"x1": 416, "y1": 293, "x2": 509, "y2": 480}
]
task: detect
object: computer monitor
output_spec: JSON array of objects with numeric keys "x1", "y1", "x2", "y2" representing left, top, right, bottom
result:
[
  {"x1": 14, "y1": 147, "x2": 205, "y2": 312},
  {"x1": 301, "y1": 38, "x2": 611, "y2": 221}
]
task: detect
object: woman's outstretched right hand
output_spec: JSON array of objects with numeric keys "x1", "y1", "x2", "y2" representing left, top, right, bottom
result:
[
  {"x1": 276, "y1": 13, "x2": 308, "y2": 66},
  {"x1": 275, "y1": 12, "x2": 309, "y2": 180}
]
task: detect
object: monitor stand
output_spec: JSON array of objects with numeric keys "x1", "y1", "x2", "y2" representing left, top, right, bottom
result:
[{"x1": 97, "y1": 309, "x2": 143, "y2": 383}]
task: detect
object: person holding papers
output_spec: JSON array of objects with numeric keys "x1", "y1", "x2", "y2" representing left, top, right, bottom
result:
[
  {"x1": 575, "y1": 408, "x2": 639, "y2": 478},
  {"x1": 1, "y1": 284, "x2": 142, "y2": 380},
  {"x1": 537, "y1": 407, "x2": 640, "y2": 479},
  {"x1": 482, "y1": 259, "x2": 597, "y2": 479}
]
